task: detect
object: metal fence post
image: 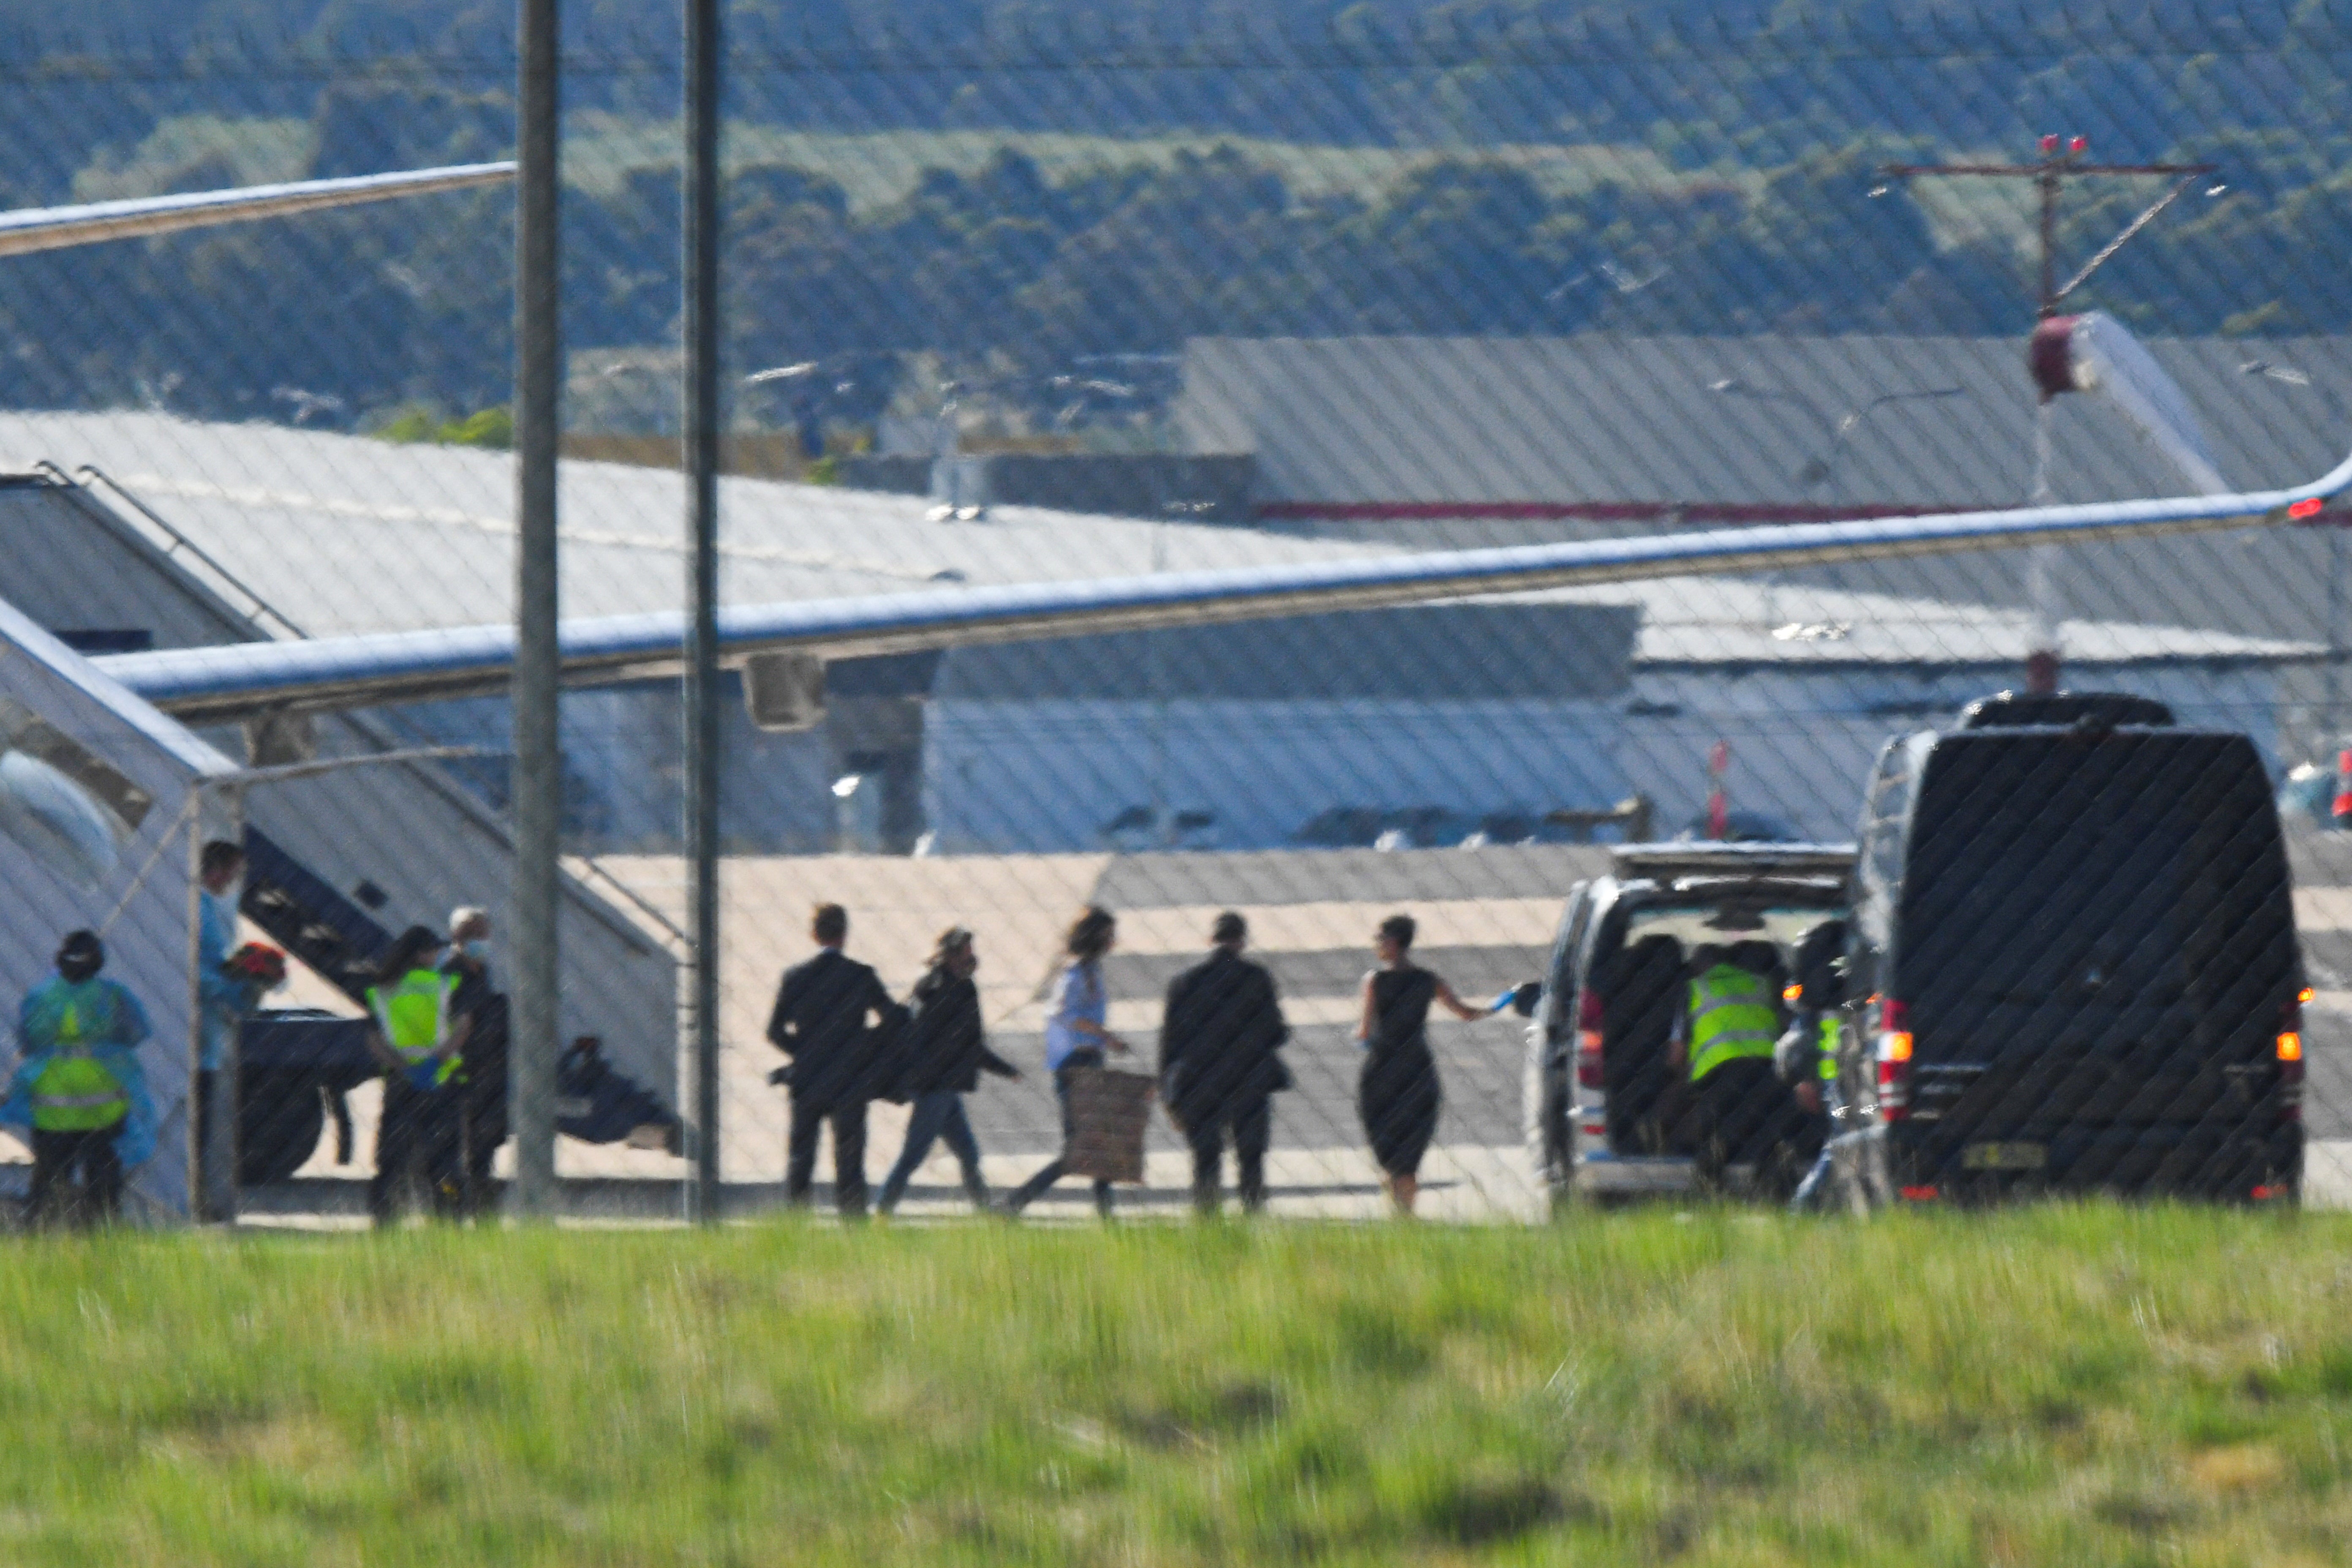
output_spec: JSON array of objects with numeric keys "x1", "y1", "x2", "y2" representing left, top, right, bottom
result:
[
  {"x1": 510, "y1": 0, "x2": 563, "y2": 1220},
  {"x1": 683, "y1": 0, "x2": 725, "y2": 1220}
]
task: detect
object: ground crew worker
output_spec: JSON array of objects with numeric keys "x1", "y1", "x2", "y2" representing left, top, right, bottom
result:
[
  {"x1": 364, "y1": 924, "x2": 471, "y2": 1226},
  {"x1": 441, "y1": 907, "x2": 506, "y2": 1220},
  {"x1": 0, "y1": 931, "x2": 154, "y2": 1227},
  {"x1": 194, "y1": 838, "x2": 261, "y2": 1220},
  {"x1": 1776, "y1": 921, "x2": 1847, "y2": 1212},
  {"x1": 1669, "y1": 939, "x2": 1794, "y2": 1192}
]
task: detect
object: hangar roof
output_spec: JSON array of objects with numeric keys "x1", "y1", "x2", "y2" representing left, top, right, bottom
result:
[{"x1": 0, "y1": 409, "x2": 2314, "y2": 675}]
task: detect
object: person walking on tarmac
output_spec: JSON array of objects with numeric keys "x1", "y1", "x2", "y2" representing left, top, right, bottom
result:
[
  {"x1": 876, "y1": 926, "x2": 1021, "y2": 1216},
  {"x1": 767, "y1": 904, "x2": 905, "y2": 1218},
  {"x1": 0, "y1": 932, "x2": 154, "y2": 1227},
  {"x1": 1668, "y1": 939, "x2": 1803, "y2": 1193},
  {"x1": 1004, "y1": 906, "x2": 1130, "y2": 1219},
  {"x1": 365, "y1": 925, "x2": 471, "y2": 1226},
  {"x1": 1161, "y1": 911, "x2": 1290, "y2": 1215},
  {"x1": 1777, "y1": 921, "x2": 1848, "y2": 1213}
]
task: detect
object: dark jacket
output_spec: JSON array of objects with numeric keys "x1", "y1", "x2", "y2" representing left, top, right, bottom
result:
[
  {"x1": 1159, "y1": 947, "x2": 1289, "y2": 1127},
  {"x1": 766, "y1": 947, "x2": 903, "y2": 1110},
  {"x1": 898, "y1": 969, "x2": 1019, "y2": 1098}
]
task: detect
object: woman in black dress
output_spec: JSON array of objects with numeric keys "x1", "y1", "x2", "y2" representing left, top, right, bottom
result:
[{"x1": 1355, "y1": 913, "x2": 1494, "y2": 1216}]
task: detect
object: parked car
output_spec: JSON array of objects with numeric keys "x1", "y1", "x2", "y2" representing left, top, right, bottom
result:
[
  {"x1": 1522, "y1": 841, "x2": 1855, "y2": 1206},
  {"x1": 1824, "y1": 691, "x2": 2305, "y2": 1207}
]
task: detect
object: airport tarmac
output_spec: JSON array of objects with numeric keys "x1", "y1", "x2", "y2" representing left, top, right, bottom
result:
[{"x1": 218, "y1": 836, "x2": 2352, "y2": 1222}]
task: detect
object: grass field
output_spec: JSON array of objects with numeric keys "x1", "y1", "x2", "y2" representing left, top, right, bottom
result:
[{"x1": 11, "y1": 1208, "x2": 2352, "y2": 1565}]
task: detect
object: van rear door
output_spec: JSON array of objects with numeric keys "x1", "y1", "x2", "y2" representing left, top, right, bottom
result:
[{"x1": 1895, "y1": 730, "x2": 2300, "y2": 1190}]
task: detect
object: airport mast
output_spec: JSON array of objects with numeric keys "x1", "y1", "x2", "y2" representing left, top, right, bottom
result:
[{"x1": 1878, "y1": 136, "x2": 2219, "y2": 692}]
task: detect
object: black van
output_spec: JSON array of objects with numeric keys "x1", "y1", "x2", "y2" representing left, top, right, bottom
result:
[{"x1": 1830, "y1": 693, "x2": 2306, "y2": 1206}]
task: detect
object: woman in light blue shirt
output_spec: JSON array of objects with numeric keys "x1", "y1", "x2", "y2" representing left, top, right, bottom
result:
[{"x1": 1005, "y1": 906, "x2": 1128, "y2": 1217}]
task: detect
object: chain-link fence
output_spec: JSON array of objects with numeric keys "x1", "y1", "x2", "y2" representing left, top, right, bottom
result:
[{"x1": 0, "y1": 6, "x2": 2342, "y2": 1224}]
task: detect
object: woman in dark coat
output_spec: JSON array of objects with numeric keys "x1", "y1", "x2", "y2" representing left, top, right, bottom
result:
[
  {"x1": 878, "y1": 927, "x2": 1020, "y2": 1214},
  {"x1": 1355, "y1": 913, "x2": 1493, "y2": 1216}
]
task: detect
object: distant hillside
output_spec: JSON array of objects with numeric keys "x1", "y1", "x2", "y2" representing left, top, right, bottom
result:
[{"x1": 0, "y1": 0, "x2": 2339, "y2": 436}]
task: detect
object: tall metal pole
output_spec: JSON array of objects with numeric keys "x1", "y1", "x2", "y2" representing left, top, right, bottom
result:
[
  {"x1": 511, "y1": 0, "x2": 563, "y2": 1219},
  {"x1": 684, "y1": 0, "x2": 725, "y2": 1219}
]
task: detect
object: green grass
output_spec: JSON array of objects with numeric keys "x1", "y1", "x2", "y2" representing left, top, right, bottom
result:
[{"x1": 8, "y1": 1208, "x2": 2352, "y2": 1564}]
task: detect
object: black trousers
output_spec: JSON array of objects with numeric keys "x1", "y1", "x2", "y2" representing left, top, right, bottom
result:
[
  {"x1": 787, "y1": 1098, "x2": 870, "y2": 1215},
  {"x1": 372, "y1": 1075, "x2": 463, "y2": 1225},
  {"x1": 460, "y1": 1070, "x2": 508, "y2": 1219},
  {"x1": 30, "y1": 1127, "x2": 122, "y2": 1227},
  {"x1": 1684, "y1": 1059, "x2": 1818, "y2": 1194},
  {"x1": 193, "y1": 1067, "x2": 217, "y2": 1209},
  {"x1": 1186, "y1": 1095, "x2": 1272, "y2": 1213}
]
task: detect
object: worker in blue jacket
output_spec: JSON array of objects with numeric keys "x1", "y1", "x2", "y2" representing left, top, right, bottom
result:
[{"x1": 0, "y1": 931, "x2": 155, "y2": 1226}]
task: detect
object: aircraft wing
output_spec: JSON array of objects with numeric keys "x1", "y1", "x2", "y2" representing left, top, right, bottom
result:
[
  {"x1": 0, "y1": 163, "x2": 516, "y2": 259},
  {"x1": 91, "y1": 448, "x2": 2352, "y2": 725}
]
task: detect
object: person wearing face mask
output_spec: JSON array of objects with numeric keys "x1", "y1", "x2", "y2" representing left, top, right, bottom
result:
[
  {"x1": 441, "y1": 906, "x2": 507, "y2": 1220},
  {"x1": 193, "y1": 839, "x2": 261, "y2": 1220},
  {"x1": 0, "y1": 931, "x2": 155, "y2": 1227}
]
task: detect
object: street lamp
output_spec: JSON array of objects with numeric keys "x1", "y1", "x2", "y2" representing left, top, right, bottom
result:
[{"x1": 1708, "y1": 379, "x2": 1965, "y2": 496}]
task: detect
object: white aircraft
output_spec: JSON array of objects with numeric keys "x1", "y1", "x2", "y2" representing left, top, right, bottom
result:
[{"x1": 0, "y1": 161, "x2": 515, "y2": 879}]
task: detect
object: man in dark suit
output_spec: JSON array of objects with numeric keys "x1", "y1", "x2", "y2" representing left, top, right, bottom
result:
[
  {"x1": 1160, "y1": 911, "x2": 1289, "y2": 1215},
  {"x1": 767, "y1": 903, "x2": 903, "y2": 1217}
]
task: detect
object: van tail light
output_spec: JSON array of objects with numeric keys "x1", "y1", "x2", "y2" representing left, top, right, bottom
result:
[
  {"x1": 2278, "y1": 992, "x2": 2307, "y2": 1119},
  {"x1": 1876, "y1": 998, "x2": 1913, "y2": 1122},
  {"x1": 1575, "y1": 989, "x2": 1606, "y2": 1089}
]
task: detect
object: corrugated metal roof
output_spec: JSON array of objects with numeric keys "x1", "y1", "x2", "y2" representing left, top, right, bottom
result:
[
  {"x1": 0, "y1": 408, "x2": 2310, "y2": 670},
  {"x1": 1175, "y1": 334, "x2": 2352, "y2": 509}
]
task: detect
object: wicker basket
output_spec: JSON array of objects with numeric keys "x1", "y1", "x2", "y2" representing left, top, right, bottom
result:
[{"x1": 1063, "y1": 1065, "x2": 1157, "y2": 1184}]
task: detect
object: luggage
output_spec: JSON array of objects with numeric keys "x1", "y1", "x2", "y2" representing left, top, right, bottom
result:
[{"x1": 1063, "y1": 1064, "x2": 1156, "y2": 1184}]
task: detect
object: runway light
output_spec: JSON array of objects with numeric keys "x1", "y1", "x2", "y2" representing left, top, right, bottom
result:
[
  {"x1": 2040, "y1": 133, "x2": 2059, "y2": 153},
  {"x1": 2291, "y1": 497, "x2": 2325, "y2": 520},
  {"x1": 2253, "y1": 1184, "x2": 2286, "y2": 1200},
  {"x1": 1899, "y1": 1185, "x2": 1940, "y2": 1201}
]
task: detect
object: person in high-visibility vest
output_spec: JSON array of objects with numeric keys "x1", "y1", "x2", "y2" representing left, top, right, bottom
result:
[
  {"x1": 0, "y1": 931, "x2": 154, "y2": 1227},
  {"x1": 364, "y1": 924, "x2": 473, "y2": 1227},
  {"x1": 1669, "y1": 939, "x2": 1797, "y2": 1192}
]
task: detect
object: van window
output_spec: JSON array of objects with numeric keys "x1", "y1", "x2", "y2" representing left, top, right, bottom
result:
[
  {"x1": 1855, "y1": 740, "x2": 1912, "y2": 949},
  {"x1": 1543, "y1": 885, "x2": 1593, "y2": 1043},
  {"x1": 1898, "y1": 732, "x2": 2294, "y2": 1057}
]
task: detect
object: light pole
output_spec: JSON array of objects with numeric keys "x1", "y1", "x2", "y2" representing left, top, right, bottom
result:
[
  {"x1": 1708, "y1": 379, "x2": 1965, "y2": 501},
  {"x1": 2244, "y1": 359, "x2": 2349, "y2": 754}
]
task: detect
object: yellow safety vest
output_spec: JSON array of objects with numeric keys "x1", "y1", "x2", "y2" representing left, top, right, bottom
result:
[
  {"x1": 1816, "y1": 1013, "x2": 1840, "y2": 1082},
  {"x1": 366, "y1": 968, "x2": 460, "y2": 1087},
  {"x1": 1688, "y1": 965, "x2": 1780, "y2": 1081},
  {"x1": 30, "y1": 999, "x2": 126, "y2": 1132}
]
